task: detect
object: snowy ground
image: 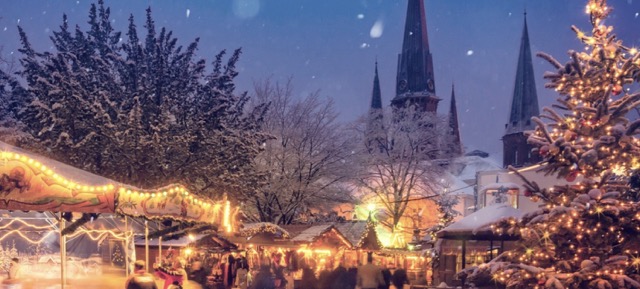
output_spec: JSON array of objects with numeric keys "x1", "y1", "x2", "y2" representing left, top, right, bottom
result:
[{"x1": 2, "y1": 266, "x2": 203, "y2": 289}]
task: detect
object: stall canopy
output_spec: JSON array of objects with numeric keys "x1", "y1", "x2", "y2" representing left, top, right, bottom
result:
[
  {"x1": 190, "y1": 233, "x2": 238, "y2": 253},
  {"x1": 334, "y1": 220, "x2": 382, "y2": 251},
  {"x1": 0, "y1": 141, "x2": 234, "y2": 226},
  {"x1": 436, "y1": 203, "x2": 523, "y2": 240},
  {"x1": 289, "y1": 224, "x2": 352, "y2": 248}
]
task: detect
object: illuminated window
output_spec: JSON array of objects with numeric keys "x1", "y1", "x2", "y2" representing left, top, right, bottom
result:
[{"x1": 483, "y1": 188, "x2": 519, "y2": 209}]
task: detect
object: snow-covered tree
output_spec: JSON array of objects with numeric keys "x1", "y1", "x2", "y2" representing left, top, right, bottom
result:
[
  {"x1": 464, "y1": 1, "x2": 640, "y2": 288},
  {"x1": 352, "y1": 107, "x2": 445, "y2": 242},
  {"x1": 247, "y1": 78, "x2": 354, "y2": 224},
  {"x1": 11, "y1": 1, "x2": 268, "y2": 198},
  {"x1": 427, "y1": 189, "x2": 460, "y2": 241}
]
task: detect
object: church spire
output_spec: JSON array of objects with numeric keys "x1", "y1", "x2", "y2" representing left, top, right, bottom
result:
[
  {"x1": 447, "y1": 83, "x2": 462, "y2": 157},
  {"x1": 505, "y1": 12, "x2": 539, "y2": 135},
  {"x1": 366, "y1": 61, "x2": 385, "y2": 152},
  {"x1": 370, "y1": 61, "x2": 382, "y2": 110},
  {"x1": 502, "y1": 12, "x2": 541, "y2": 167},
  {"x1": 392, "y1": 0, "x2": 440, "y2": 112}
]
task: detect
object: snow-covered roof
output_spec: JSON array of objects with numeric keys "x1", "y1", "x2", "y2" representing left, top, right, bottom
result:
[
  {"x1": 240, "y1": 222, "x2": 290, "y2": 238},
  {"x1": 333, "y1": 221, "x2": 367, "y2": 246},
  {"x1": 442, "y1": 155, "x2": 503, "y2": 197},
  {"x1": 451, "y1": 156, "x2": 502, "y2": 181},
  {"x1": 0, "y1": 141, "x2": 232, "y2": 225},
  {"x1": 0, "y1": 141, "x2": 117, "y2": 186},
  {"x1": 437, "y1": 203, "x2": 522, "y2": 240},
  {"x1": 291, "y1": 224, "x2": 334, "y2": 242},
  {"x1": 134, "y1": 234, "x2": 205, "y2": 247}
]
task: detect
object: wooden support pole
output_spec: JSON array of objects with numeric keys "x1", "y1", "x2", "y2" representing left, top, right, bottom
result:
[
  {"x1": 59, "y1": 213, "x2": 67, "y2": 289},
  {"x1": 125, "y1": 216, "x2": 129, "y2": 278},
  {"x1": 489, "y1": 239, "x2": 494, "y2": 260},
  {"x1": 145, "y1": 220, "x2": 149, "y2": 273},
  {"x1": 159, "y1": 236, "x2": 162, "y2": 266},
  {"x1": 461, "y1": 239, "x2": 466, "y2": 270}
]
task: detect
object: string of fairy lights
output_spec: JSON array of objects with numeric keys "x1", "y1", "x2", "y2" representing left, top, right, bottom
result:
[
  {"x1": 483, "y1": 1, "x2": 640, "y2": 288},
  {"x1": 0, "y1": 150, "x2": 233, "y2": 226}
]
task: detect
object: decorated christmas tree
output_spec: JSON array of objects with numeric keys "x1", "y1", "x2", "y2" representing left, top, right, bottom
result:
[
  {"x1": 464, "y1": 1, "x2": 640, "y2": 288},
  {"x1": 112, "y1": 242, "x2": 125, "y2": 267}
]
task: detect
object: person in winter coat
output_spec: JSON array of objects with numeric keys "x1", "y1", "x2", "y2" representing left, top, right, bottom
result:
[
  {"x1": 317, "y1": 268, "x2": 333, "y2": 289},
  {"x1": 125, "y1": 260, "x2": 158, "y2": 289},
  {"x1": 236, "y1": 257, "x2": 251, "y2": 289},
  {"x1": 299, "y1": 267, "x2": 319, "y2": 289},
  {"x1": 250, "y1": 265, "x2": 275, "y2": 289},
  {"x1": 379, "y1": 266, "x2": 392, "y2": 289},
  {"x1": 391, "y1": 269, "x2": 409, "y2": 289},
  {"x1": 188, "y1": 261, "x2": 208, "y2": 288},
  {"x1": 331, "y1": 263, "x2": 351, "y2": 289}
]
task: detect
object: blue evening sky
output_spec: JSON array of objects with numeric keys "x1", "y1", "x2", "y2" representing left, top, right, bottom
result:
[{"x1": 1, "y1": 0, "x2": 640, "y2": 158}]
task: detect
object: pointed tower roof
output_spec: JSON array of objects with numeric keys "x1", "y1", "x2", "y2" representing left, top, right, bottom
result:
[
  {"x1": 448, "y1": 84, "x2": 462, "y2": 156},
  {"x1": 371, "y1": 61, "x2": 382, "y2": 110},
  {"x1": 505, "y1": 13, "x2": 539, "y2": 135},
  {"x1": 392, "y1": 0, "x2": 440, "y2": 112}
]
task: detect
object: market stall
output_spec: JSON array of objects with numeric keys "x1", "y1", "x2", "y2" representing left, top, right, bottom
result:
[
  {"x1": 235, "y1": 222, "x2": 294, "y2": 269},
  {"x1": 435, "y1": 203, "x2": 522, "y2": 286},
  {"x1": 334, "y1": 218, "x2": 383, "y2": 268},
  {"x1": 0, "y1": 141, "x2": 237, "y2": 288}
]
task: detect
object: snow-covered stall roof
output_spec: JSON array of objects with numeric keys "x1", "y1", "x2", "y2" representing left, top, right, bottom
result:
[
  {"x1": 240, "y1": 222, "x2": 290, "y2": 238},
  {"x1": 0, "y1": 141, "x2": 234, "y2": 226},
  {"x1": 333, "y1": 221, "x2": 367, "y2": 246},
  {"x1": 290, "y1": 224, "x2": 352, "y2": 248},
  {"x1": 134, "y1": 234, "x2": 205, "y2": 247},
  {"x1": 436, "y1": 203, "x2": 523, "y2": 240},
  {"x1": 334, "y1": 220, "x2": 382, "y2": 250}
]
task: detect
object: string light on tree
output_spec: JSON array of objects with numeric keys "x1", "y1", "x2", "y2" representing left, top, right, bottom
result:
[{"x1": 462, "y1": 1, "x2": 640, "y2": 288}]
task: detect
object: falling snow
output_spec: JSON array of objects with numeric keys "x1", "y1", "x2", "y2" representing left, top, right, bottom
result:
[
  {"x1": 360, "y1": 43, "x2": 370, "y2": 48},
  {"x1": 370, "y1": 20, "x2": 383, "y2": 38},
  {"x1": 467, "y1": 50, "x2": 474, "y2": 56},
  {"x1": 233, "y1": 0, "x2": 260, "y2": 19},
  {"x1": 186, "y1": 9, "x2": 191, "y2": 18},
  {"x1": 357, "y1": 14, "x2": 364, "y2": 19}
]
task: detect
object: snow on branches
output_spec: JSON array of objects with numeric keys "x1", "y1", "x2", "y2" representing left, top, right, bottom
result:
[
  {"x1": 466, "y1": 1, "x2": 640, "y2": 288},
  {"x1": 10, "y1": 1, "x2": 269, "y2": 198}
]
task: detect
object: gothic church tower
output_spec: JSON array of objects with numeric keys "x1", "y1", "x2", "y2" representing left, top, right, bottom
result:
[
  {"x1": 502, "y1": 13, "x2": 541, "y2": 167},
  {"x1": 391, "y1": 0, "x2": 440, "y2": 112}
]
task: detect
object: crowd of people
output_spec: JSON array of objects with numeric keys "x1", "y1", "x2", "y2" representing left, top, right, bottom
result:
[
  {"x1": 124, "y1": 251, "x2": 411, "y2": 289},
  {"x1": 248, "y1": 253, "x2": 409, "y2": 289}
]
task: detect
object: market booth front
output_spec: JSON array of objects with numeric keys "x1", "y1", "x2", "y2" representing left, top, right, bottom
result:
[
  {"x1": 435, "y1": 204, "x2": 522, "y2": 287},
  {"x1": 0, "y1": 142, "x2": 235, "y2": 288}
]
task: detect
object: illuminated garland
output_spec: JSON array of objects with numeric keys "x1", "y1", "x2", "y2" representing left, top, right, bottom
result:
[
  {"x1": 67, "y1": 228, "x2": 130, "y2": 241},
  {"x1": 0, "y1": 230, "x2": 55, "y2": 244},
  {"x1": 240, "y1": 222, "x2": 290, "y2": 238},
  {"x1": 463, "y1": 1, "x2": 640, "y2": 288},
  {"x1": 0, "y1": 150, "x2": 230, "y2": 221},
  {"x1": 0, "y1": 219, "x2": 54, "y2": 230}
]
